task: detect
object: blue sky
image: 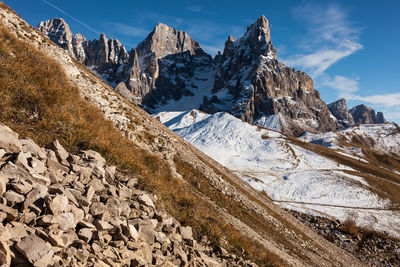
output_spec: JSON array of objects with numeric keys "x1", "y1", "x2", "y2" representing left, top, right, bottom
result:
[{"x1": 4, "y1": 0, "x2": 400, "y2": 123}]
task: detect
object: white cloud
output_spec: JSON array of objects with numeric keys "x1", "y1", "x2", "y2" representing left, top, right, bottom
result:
[
  {"x1": 351, "y1": 93, "x2": 400, "y2": 108},
  {"x1": 322, "y1": 75, "x2": 359, "y2": 98},
  {"x1": 282, "y1": 3, "x2": 362, "y2": 77}
]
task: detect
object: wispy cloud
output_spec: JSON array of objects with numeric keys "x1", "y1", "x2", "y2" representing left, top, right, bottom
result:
[
  {"x1": 186, "y1": 5, "x2": 202, "y2": 12},
  {"x1": 282, "y1": 3, "x2": 362, "y2": 77},
  {"x1": 103, "y1": 22, "x2": 149, "y2": 38},
  {"x1": 41, "y1": 0, "x2": 100, "y2": 35},
  {"x1": 322, "y1": 75, "x2": 359, "y2": 98}
]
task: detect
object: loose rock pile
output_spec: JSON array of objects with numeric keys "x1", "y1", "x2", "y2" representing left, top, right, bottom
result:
[
  {"x1": 288, "y1": 210, "x2": 400, "y2": 266},
  {"x1": 0, "y1": 123, "x2": 255, "y2": 266}
]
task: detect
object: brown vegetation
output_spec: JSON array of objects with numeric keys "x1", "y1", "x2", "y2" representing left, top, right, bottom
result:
[{"x1": 342, "y1": 220, "x2": 359, "y2": 236}]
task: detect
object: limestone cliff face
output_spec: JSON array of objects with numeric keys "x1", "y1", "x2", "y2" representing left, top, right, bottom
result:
[
  {"x1": 37, "y1": 18, "x2": 73, "y2": 55},
  {"x1": 128, "y1": 23, "x2": 211, "y2": 107},
  {"x1": 328, "y1": 98, "x2": 354, "y2": 128},
  {"x1": 201, "y1": 16, "x2": 338, "y2": 136}
]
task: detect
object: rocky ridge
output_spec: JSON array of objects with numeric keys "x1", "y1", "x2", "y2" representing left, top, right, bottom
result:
[
  {"x1": 38, "y1": 16, "x2": 338, "y2": 136},
  {"x1": 289, "y1": 210, "x2": 400, "y2": 266},
  {"x1": 0, "y1": 123, "x2": 254, "y2": 266},
  {"x1": 350, "y1": 104, "x2": 386, "y2": 125},
  {"x1": 328, "y1": 99, "x2": 386, "y2": 128}
]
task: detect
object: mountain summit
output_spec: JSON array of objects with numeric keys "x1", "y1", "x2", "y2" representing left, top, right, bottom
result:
[{"x1": 202, "y1": 16, "x2": 337, "y2": 135}]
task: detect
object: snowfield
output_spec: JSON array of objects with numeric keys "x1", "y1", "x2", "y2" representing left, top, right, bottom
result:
[
  {"x1": 155, "y1": 110, "x2": 400, "y2": 237},
  {"x1": 300, "y1": 123, "x2": 400, "y2": 156}
]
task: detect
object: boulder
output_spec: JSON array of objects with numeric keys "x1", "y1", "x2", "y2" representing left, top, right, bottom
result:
[
  {"x1": 47, "y1": 140, "x2": 69, "y2": 166},
  {"x1": 16, "y1": 235, "x2": 54, "y2": 267},
  {"x1": 0, "y1": 123, "x2": 21, "y2": 153}
]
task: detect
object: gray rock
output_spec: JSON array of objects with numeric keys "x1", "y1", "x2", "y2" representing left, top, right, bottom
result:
[
  {"x1": 4, "y1": 190, "x2": 25, "y2": 205},
  {"x1": 47, "y1": 140, "x2": 69, "y2": 166},
  {"x1": 77, "y1": 228, "x2": 94, "y2": 242},
  {"x1": 138, "y1": 194, "x2": 155, "y2": 209},
  {"x1": 0, "y1": 123, "x2": 22, "y2": 153},
  {"x1": 0, "y1": 204, "x2": 18, "y2": 221},
  {"x1": 16, "y1": 235, "x2": 54, "y2": 267},
  {"x1": 48, "y1": 195, "x2": 69, "y2": 214},
  {"x1": 328, "y1": 98, "x2": 355, "y2": 128},
  {"x1": 24, "y1": 184, "x2": 48, "y2": 209},
  {"x1": 20, "y1": 138, "x2": 47, "y2": 159},
  {"x1": 350, "y1": 104, "x2": 386, "y2": 124},
  {"x1": 178, "y1": 226, "x2": 193, "y2": 240}
]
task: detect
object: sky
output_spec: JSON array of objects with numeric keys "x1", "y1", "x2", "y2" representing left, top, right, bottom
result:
[{"x1": 4, "y1": 0, "x2": 400, "y2": 123}]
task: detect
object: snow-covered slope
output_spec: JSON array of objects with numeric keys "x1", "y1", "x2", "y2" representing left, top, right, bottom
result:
[
  {"x1": 300, "y1": 123, "x2": 400, "y2": 156},
  {"x1": 156, "y1": 110, "x2": 400, "y2": 237}
]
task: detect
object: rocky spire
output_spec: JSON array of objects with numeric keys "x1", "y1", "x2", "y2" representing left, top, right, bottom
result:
[
  {"x1": 37, "y1": 18, "x2": 73, "y2": 55},
  {"x1": 328, "y1": 98, "x2": 355, "y2": 128}
]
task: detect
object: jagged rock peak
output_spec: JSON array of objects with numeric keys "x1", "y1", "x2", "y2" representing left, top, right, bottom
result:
[
  {"x1": 222, "y1": 15, "x2": 275, "y2": 61},
  {"x1": 328, "y1": 98, "x2": 355, "y2": 128},
  {"x1": 137, "y1": 22, "x2": 205, "y2": 60},
  {"x1": 37, "y1": 18, "x2": 72, "y2": 50},
  {"x1": 350, "y1": 104, "x2": 385, "y2": 124},
  {"x1": 244, "y1": 15, "x2": 270, "y2": 43}
]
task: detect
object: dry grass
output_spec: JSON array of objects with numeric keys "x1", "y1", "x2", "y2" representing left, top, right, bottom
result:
[
  {"x1": 342, "y1": 220, "x2": 359, "y2": 236},
  {"x1": 0, "y1": 23, "x2": 281, "y2": 265}
]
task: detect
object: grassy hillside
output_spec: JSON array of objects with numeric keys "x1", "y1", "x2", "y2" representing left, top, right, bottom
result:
[{"x1": 0, "y1": 20, "x2": 281, "y2": 265}]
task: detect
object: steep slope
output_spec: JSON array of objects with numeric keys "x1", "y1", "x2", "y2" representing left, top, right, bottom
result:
[
  {"x1": 201, "y1": 16, "x2": 338, "y2": 136},
  {"x1": 156, "y1": 110, "x2": 400, "y2": 238},
  {"x1": 0, "y1": 125, "x2": 253, "y2": 266},
  {"x1": 0, "y1": 3, "x2": 364, "y2": 266}
]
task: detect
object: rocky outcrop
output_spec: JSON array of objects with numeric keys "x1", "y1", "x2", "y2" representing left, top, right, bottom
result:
[
  {"x1": 130, "y1": 23, "x2": 211, "y2": 108},
  {"x1": 350, "y1": 104, "x2": 386, "y2": 124},
  {"x1": 37, "y1": 18, "x2": 73, "y2": 55},
  {"x1": 0, "y1": 123, "x2": 254, "y2": 266},
  {"x1": 328, "y1": 98, "x2": 355, "y2": 128},
  {"x1": 201, "y1": 16, "x2": 338, "y2": 136}
]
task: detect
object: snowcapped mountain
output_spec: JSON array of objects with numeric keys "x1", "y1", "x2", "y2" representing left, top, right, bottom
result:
[{"x1": 156, "y1": 110, "x2": 400, "y2": 237}]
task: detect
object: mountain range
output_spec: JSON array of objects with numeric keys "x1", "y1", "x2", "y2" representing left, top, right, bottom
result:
[{"x1": 37, "y1": 16, "x2": 386, "y2": 137}]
